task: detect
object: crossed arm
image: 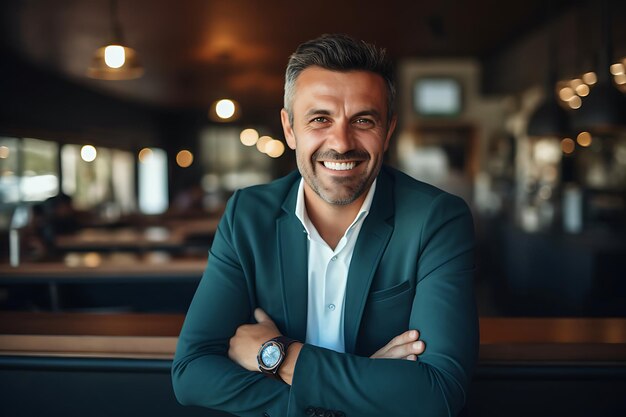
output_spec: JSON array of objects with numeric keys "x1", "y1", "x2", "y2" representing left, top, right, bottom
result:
[
  {"x1": 172, "y1": 190, "x2": 478, "y2": 417},
  {"x1": 228, "y1": 308, "x2": 426, "y2": 385}
]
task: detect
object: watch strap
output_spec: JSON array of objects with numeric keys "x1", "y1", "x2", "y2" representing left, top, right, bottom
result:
[
  {"x1": 271, "y1": 335, "x2": 296, "y2": 352},
  {"x1": 258, "y1": 335, "x2": 296, "y2": 382}
]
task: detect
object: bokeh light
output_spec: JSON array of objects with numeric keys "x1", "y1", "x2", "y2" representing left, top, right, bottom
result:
[
  {"x1": 138, "y1": 148, "x2": 153, "y2": 163},
  {"x1": 561, "y1": 138, "x2": 575, "y2": 154},
  {"x1": 265, "y1": 140, "x2": 286, "y2": 158},
  {"x1": 576, "y1": 131, "x2": 592, "y2": 147},
  {"x1": 215, "y1": 99, "x2": 236, "y2": 119},
  {"x1": 240, "y1": 128, "x2": 259, "y2": 146},
  {"x1": 80, "y1": 145, "x2": 97, "y2": 162},
  {"x1": 176, "y1": 150, "x2": 194, "y2": 168},
  {"x1": 256, "y1": 136, "x2": 272, "y2": 153}
]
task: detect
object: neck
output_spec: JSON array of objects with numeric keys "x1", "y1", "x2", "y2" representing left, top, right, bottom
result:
[{"x1": 303, "y1": 186, "x2": 367, "y2": 250}]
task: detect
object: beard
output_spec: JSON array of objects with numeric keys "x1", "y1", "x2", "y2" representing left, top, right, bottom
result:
[{"x1": 296, "y1": 147, "x2": 376, "y2": 206}]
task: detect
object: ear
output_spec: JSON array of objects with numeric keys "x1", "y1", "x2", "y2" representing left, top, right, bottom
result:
[
  {"x1": 383, "y1": 115, "x2": 397, "y2": 152},
  {"x1": 281, "y1": 108, "x2": 296, "y2": 150}
]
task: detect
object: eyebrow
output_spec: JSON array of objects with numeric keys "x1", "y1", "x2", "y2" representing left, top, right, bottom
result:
[
  {"x1": 352, "y1": 109, "x2": 382, "y2": 120},
  {"x1": 304, "y1": 109, "x2": 332, "y2": 118},
  {"x1": 303, "y1": 108, "x2": 382, "y2": 120}
]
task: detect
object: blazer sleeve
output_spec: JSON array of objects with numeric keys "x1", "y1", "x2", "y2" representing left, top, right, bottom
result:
[
  {"x1": 287, "y1": 193, "x2": 479, "y2": 417},
  {"x1": 171, "y1": 191, "x2": 290, "y2": 417}
]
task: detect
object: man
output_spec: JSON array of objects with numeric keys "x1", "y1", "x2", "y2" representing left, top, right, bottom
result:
[{"x1": 172, "y1": 34, "x2": 478, "y2": 417}]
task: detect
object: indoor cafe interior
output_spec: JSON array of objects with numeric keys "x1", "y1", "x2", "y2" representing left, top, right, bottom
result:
[{"x1": 0, "y1": 0, "x2": 625, "y2": 416}]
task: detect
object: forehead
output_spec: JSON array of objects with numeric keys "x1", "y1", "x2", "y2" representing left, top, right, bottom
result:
[{"x1": 292, "y1": 66, "x2": 388, "y2": 113}]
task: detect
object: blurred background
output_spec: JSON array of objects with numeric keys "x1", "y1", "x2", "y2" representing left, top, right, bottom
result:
[
  {"x1": 1, "y1": 1, "x2": 626, "y2": 416},
  {"x1": 1, "y1": 0, "x2": 626, "y2": 317}
]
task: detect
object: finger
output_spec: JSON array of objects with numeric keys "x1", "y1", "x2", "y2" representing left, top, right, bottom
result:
[
  {"x1": 394, "y1": 341, "x2": 424, "y2": 357},
  {"x1": 395, "y1": 330, "x2": 420, "y2": 345},
  {"x1": 254, "y1": 308, "x2": 272, "y2": 323},
  {"x1": 380, "y1": 330, "x2": 420, "y2": 353},
  {"x1": 405, "y1": 354, "x2": 417, "y2": 361},
  {"x1": 370, "y1": 330, "x2": 421, "y2": 358},
  {"x1": 384, "y1": 340, "x2": 425, "y2": 359},
  {"x1": 411, "y1": 340, "x2": 425, "y2": 355}
]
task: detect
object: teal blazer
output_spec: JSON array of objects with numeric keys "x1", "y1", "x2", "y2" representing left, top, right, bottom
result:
[{"x1": 172, "y1": 166, "x2": 478, "y2": 417}]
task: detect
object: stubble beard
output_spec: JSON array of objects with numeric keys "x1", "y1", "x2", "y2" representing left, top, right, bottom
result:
[{"x1": 296, "y1": 148, "x2": 375, "y2": 206}]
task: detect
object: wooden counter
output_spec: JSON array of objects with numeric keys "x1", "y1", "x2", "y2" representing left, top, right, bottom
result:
[
  {"x1": 1, "y1": 313, "x2": 625, "y2": 417},
  {"x1": 0, "y1": 259, "x2": 207, "y2": 281},
  {"x1": 54, "y1": 218, "x2": 219, "y2": 252},
  {"x1": 1, "y1": 313, "x2": 625, "y2": 363}
]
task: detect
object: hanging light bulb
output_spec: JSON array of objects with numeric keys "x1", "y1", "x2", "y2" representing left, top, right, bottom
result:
[
  {"x1": 104, "y1": 45, "x2": 125, "y2": 68},
  {"x1": 572, "y1": 0, "x2": 626, "y2": 133},
  {"x1": 215, "y1": 99, "x2": 236, "y2": 119},
  {"x1": 208, "y1": 98, "x2": 240, "y2": 122},
  {"x1": 527, "y1": 18, "x2": 571, "y2": 139},
  {"x1": 87, "y1": 0, "x2": 144, "y2": 80},
  {"x1": 582, "y1": 72, "x2": 597, "y2": 85}
]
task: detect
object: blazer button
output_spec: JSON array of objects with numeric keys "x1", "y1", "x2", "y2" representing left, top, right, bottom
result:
[
  {"x1": 305, "y1": 407, "x2": 316, "y2": 417},
  {"x1": 324, "y1": 411, "x2": 335, "y2": 417},
  {"x1": 315, "y1": 408, "x2": 326, "y2": 417}
]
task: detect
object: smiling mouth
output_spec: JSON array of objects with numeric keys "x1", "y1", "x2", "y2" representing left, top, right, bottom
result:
[{"x1": 322, "y1": 161, "x2": 358, "y2": 171}]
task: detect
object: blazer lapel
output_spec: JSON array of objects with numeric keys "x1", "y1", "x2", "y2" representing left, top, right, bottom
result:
[
  {"x1": 344, "y1": 170, "x2": 395, "y2": 353},
  {"x1": 277, "y1": 180, "x2": 309, "y2": 342}
]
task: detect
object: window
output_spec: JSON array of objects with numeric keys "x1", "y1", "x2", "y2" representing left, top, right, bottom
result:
[
  {"x1": 138, "y1": 147, "x2": 168, "y2": 215},
  {"x1": 61, "y1": 144, "x2": 111, "y2": 210},
  {"x1": 0, "y1": 137, "x2": 20, "y2": 204},
  {"x1": 61, "y1": 144, "x2": 136, "y2": 213},
  {"x1": 0, "y1": 137, "x2": 60, "y2": 203},
  {"x1": 200, "y1": 127, "x2": 271, "y2": 192},
  {"x1": 413, "y1": 77, "x2": 463, "y2": 117}
]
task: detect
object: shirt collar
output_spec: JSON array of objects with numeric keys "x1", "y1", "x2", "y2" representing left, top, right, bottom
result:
[{"x1": 295, "y1": 177, "x2": 377, "y2": 238}]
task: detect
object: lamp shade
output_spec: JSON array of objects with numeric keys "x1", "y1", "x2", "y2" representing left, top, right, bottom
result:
[
  {"x1": 571, "y1": 81, "x2": 626, "y2": 133},
  {"x1": 87, "y1": 45, "x2": 144, "y2": 80},
  {"x1": 527, "y1": 6, "x2": 572, "y2": 139},
  {"x1": 527, "y1": 97, "x2": 571, "y2": 137},
  {"x1": 571, "y1": 0, "x2": 626, "y2": 133}
]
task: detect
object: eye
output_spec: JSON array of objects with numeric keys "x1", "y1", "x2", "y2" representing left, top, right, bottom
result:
[
  {"x1": 310, "y1": 116, "x2": 329, "y2": 124},
  {"x1": 353, "y1": 118, "x2": 375, "y2": 127}
]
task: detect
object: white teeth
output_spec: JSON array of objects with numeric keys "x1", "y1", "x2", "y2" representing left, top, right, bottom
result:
[{"x1": 323, "y1": 161, "x2": 356, "y2": 171}]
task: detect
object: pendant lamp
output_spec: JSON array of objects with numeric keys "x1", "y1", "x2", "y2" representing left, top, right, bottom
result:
[
  {"x1": 87, "y1": 0, "x2": 144, "y2": 80},
  {"x1": 527, "y1": 8, "x2": 571, "y2": 138},
  {"x1": 571, "y1": 0, "x2": 626, "y2": 133}
]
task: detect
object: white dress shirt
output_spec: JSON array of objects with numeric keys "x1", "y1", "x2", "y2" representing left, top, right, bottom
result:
[{"x1": 295, "y1": 178, "x2": 377, "y2": 353}]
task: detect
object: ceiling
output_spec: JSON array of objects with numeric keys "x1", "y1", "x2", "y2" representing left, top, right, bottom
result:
[{"x1": 0, "y1": 0, "x2": 612, "y2": 125}]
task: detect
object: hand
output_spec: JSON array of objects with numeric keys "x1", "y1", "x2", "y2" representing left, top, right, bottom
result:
[
  {"x1": 370, "y1": 330, "x2": 425, "y2": 361},
  {"x1": 228, "y1": 308, "x2": 281, "y2": 371}
]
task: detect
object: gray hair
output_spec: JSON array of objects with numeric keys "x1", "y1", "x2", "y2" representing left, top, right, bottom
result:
[{"x1": 284, "y1": 34, "x2": 396, "y2": 126}]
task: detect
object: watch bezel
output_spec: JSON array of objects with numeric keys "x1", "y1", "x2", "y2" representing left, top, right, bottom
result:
[{"x1": 257, "y1": 340, "x2": 286, "y2": 374}]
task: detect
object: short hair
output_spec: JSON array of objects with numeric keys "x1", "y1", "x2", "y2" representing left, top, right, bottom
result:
[{"x1": 284, "y1": 33, "x2": 396, "y2": 126}]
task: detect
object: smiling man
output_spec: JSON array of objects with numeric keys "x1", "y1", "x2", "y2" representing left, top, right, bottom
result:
[{"x1": 172, "y1": 34, "x2": 478, "y2": 417}]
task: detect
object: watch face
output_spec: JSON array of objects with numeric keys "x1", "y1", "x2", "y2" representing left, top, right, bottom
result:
[{"x1": 261, "y1": 343, "x2": 281, "y2": 368}]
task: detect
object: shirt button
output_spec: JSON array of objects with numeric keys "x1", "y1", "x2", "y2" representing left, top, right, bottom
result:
[
  {"x1": 328, "y1": 304, "x2": 336, "y2": 311},
  {"x1": 331, "y1": 256, "x2": 337, "y2": 261}
]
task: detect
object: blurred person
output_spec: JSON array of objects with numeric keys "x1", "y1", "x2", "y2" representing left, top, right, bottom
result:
[
  {"x1": 169, "y1": 182, "x2": 206, "y2": 217},
  {"x1": 40, "y1": 193, "x2": 78, "y2": 244},
  {"x1": 173, "y1": 34, "x2": 477, "y2": 417}
]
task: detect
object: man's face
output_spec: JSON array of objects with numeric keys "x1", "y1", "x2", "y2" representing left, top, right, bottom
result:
[{"x1": 281, "y1": 66, "x2": 396, "y2": 207}]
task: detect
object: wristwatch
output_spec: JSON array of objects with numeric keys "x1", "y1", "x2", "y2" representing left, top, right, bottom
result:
[{"x1": 257, "y1": 336, "x2": 296, "y2": 382}]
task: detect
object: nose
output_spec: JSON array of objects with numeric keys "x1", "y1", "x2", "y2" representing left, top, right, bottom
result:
[{"x1": 326, "y1": 120, "x2": 355, "y2": 154}]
